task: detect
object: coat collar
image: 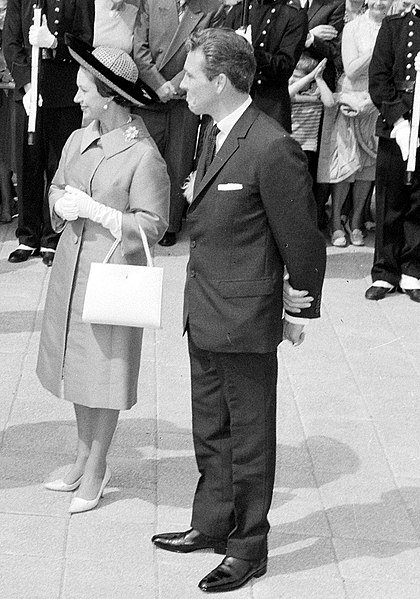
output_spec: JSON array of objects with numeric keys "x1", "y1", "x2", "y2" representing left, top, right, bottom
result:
[
  {"x1": 80, "y1": 115, "x2": 151, "y2": 158},
  {"x1": 192, "y1": 103, "x2": 259, "y2": 203}
]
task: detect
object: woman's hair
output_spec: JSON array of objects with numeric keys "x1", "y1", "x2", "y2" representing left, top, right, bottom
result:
[
  {"x1": 93, "y1": 75, "x2": 133, "y2": 107},
  {"x1": 186, "y1": 28, "x2": 256, "y2": 94}
]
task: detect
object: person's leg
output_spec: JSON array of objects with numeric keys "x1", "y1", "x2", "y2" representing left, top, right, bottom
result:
[
  {"x1": 13, "y1": 101, "x2": 45, "y2": 249},
  {"x1": 351, "y1": 180, "x2": 373, "y2": 231},
  {"x1": 214, "y1": 350, "x2": 277, "y2": 561},
  {"x1": 331, "y1": 181, "x2": 350, "y2": 245},
  {"x1": 189, "y1": 336, "x2": 235, "y2": 541},
  {"x1": 75, "y1": 407, "x2": 119, "y2": 500},
  {"x1": 61, "y1": 403, "x2": 93, "y2": 485},
  {"x1": 372, "y1": 138, "x2": 407, "y2": 286}
]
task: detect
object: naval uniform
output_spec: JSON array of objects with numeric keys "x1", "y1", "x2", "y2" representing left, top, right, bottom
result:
[
  {"x1": 368, "y1": 6, "x2": 420, "y2": 286},
  {"x1": 3, "y1": 0, "x2": 94, "y2": 252},
  {"x1": 225, "y1": 0, "x2": 308, "y2": 133}
]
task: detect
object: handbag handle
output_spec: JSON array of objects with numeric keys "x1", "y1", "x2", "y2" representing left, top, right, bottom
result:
[{"x1": 102, "y1": 224, "x2": 154, "y2": 267}]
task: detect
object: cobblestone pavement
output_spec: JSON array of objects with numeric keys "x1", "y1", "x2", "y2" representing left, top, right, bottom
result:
[{"x1": 1, "y1": 221, "x2": 420, "y2": 599}]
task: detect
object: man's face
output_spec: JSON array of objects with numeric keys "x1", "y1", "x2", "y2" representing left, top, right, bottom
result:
[{"x1": 180, "y1": 49, "x2": 219, "y2": 116}]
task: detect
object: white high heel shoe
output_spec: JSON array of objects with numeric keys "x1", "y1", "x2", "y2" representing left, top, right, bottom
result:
[
  {"x1": 44, "y1": 474, "x2": 83, "y2": 492},
  {"x1": 69, "y1": 466, "x2": 111, "y2": 514}
]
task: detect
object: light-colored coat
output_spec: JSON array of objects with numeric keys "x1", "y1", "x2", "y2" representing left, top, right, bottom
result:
[{"x1": 36, "y1": 117, "x2": 169, "y2": 410}]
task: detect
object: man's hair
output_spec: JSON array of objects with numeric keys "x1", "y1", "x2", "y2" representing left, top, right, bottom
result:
[{"x1": 186, "y1": 28, "x2": 256, "y2": 94}]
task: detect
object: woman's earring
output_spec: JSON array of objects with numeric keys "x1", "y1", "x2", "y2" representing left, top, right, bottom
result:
[{"x1": 103, "y1": 103, "x2": 108, "y2": 110}]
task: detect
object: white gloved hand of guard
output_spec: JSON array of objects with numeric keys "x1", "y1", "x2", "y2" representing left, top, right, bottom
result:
[
  {"x1": 391, "y1": 119, "x2": 411, "y2": 161},
  {"x1": 235, "y1": 24, "x2": 252, "y2": 45},
  {"x1": 29, "y1": 14, "x2": 57, "y2": 49}
]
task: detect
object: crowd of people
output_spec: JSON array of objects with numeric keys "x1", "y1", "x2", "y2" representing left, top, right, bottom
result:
[{"x1": 0, "y1": 0, "x2": 419, "y2": 594}]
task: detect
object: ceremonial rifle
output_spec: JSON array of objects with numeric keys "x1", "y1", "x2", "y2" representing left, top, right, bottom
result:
[{"x1": 28, "y1": 5, "x2": 42, "y2": 146}]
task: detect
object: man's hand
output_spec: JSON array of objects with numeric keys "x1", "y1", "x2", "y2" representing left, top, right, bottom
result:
[
  {"x1": 310, "y1": 25, "x2": 338, "y2": 41},
  {"x1": 283, "y1": 272, "x2": 313, "y2": 313},
  {"x1": 29, "y1": 14, "x2": 57, "y2": 49},
  {"x1": 282, "y1": 320, "x2": 305, "y2": 346},
  {"x1": 156, "y1": 81, "x2": 177, "y2": 103}
]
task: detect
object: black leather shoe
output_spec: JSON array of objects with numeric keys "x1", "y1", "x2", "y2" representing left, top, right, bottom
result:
[
  {"x1": 365, "y1": 285, "x2": 395, "y2": 301},
  {"x1": 198, "y1": 556, "x2": 267, "y2": 593},
  {"x1": 158, "y1": 232, "x2": 177, "y2": 247},
  {"x1": 403, "y1": 288, "x2": 420, "y2": 303},
  {"x1": 151, "y1": 528, "x2": 226, "y2": 554},
  {"x1": 8, "y1": 248, "x2": 38, "y2": 263},
  {"x1": 41, "y1": 251, "x2": 55, "y2": 267}
]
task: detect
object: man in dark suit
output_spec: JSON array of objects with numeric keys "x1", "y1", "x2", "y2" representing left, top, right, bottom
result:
[
  {"x1": 133, "y1": 0, "x2": 225, "y2": 247},
  {"x1": 225, "y1": 0, "x2": 308, "y2": 133},
  {"x1": 151, "y1": 28, "x2": 326, "y2": 593},
  {"x1": 3, "y1": 0, "x2": 94, "y2": 265}
]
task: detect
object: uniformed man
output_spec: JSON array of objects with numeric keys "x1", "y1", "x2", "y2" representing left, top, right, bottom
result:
[
  {"x1": 366, "y1": 4, "x2": 420, "y2": 302},
  {"x1": 3, "y1": 0, "x2": 94, "y2": 265},
  {"x1": 225, "y1": 0, "x2": 308, "y2": 132}
]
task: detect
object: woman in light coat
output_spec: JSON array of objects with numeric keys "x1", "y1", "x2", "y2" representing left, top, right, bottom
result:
[{"x1": 36, "y1": 36, "x2": 169, "y2": 513}]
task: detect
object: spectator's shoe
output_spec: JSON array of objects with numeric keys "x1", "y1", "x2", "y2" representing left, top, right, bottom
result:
[
  {"x1": 8, "y1": 246, "x2": 38, "y2": 263},
  {"x1": 365, "y1": 285, "x2": 396, "y2": 300},
  {"x1": 151, "y1": 528, "x2": 226, "y2": 554},
  {"x1": 402, "y1": 289, "x2": 420, "y2": 303},
  {"x1": 349, "y1": 228, "x2": 364, "y2": 246},
  {"x1": 331, "y1": 230, "x2": 346, "y2": 247},
  {"x1": 159, "y1": 232, "x2": 177, "y2": 247},
  {"x1": 40, "y1": 251, "x2": 55, "y2": 267},
  {"x1": 198, "y1": 556, "x2": 268, "y2": 593}
]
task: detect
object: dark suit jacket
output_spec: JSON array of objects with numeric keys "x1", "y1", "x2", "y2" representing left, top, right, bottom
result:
[
  {"x1": 306, "y1": 0, "x2": 345, "y2": 90},
  {"x1": 184, "y1": 103, "x2": 326, "y2": 353},
  {"x1": 226, "y1": 0, "x2": 307, "y2": 132},
  {"x1": 3, "y1": 0, "x2": 94, "y2": 106}
]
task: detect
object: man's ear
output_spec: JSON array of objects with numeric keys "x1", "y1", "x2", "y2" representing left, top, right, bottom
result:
[{"x1": 216, "y1": 73, "x2": 228, "y2": 94}]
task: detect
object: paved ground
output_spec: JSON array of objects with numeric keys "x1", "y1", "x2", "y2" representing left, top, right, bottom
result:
[{"x1": 1, "y1": 220, "x2": 420, "y2": 599}]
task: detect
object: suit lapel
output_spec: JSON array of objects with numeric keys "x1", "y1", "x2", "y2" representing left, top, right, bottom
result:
[
  {"x1": 192, "y1": 105, "x2": 259, "y2": 203},
  {"x1": 308, "y1": 0, "x2": 323, "y2": 23},
  {"x1": 159, "y1": 2, "x2": 204, "y2": 70}
]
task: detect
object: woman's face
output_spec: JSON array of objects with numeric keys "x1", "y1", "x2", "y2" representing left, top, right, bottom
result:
[
  {"x1": 74, "y1": 68, "x2": 109, "y2": 122},
  {"x1": 368, "y1": 0, "x2": 394, "y2": 20}
]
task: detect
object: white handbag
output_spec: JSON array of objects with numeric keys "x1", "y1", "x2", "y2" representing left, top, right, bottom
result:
[{"x1": 82, "y1": 225, "x2": 163, "y2": 328}]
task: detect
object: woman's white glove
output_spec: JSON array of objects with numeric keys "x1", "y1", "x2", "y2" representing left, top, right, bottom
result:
[
  {"x1": 54, "y1": 196, "x2": 79, "y2": 221},
  {"x1": 391, "y1": 119, "x2": 411, "y2": 161},
  {"x1": 29, "y1": 15, "x2": 57, "y2": 49},
  {"x1": 64, "y1": 185, "x2": 122, "y2": 239}
]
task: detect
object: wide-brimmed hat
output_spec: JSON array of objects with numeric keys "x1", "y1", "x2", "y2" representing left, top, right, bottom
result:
[{"x1": 65, "y1": 34, "x2": 158, "y2": 106}]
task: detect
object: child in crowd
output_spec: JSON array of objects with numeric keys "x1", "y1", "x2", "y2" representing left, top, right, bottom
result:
[{"x1": 289, "y1": 56, "x2": 334, "y2": 184}]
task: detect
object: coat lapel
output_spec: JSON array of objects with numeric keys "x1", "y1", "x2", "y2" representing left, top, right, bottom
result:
[
  {"x1": 159, "y1": 1, "x2": 204, "y2": 70},
  {"x1": 307, "y1": 0, "x2": 323, "y2": 23},
  {"x1": 192, "y1": 105, "x2": 259, "y2": 203}
]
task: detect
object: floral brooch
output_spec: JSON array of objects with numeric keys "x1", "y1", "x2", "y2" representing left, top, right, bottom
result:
[{"x1": 124, "y1": 125, "x2": 139, "y2": 142}]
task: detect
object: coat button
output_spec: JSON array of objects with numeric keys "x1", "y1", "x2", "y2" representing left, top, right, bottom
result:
[
  {"x1": 190, "y1": 270, "x2": 196, "y2": 278},
  {"x1": 191, "y1": 240, "x2": 196, "y2": 248}
]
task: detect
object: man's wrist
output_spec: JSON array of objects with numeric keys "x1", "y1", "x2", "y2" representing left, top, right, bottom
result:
[{"x1": 285, "y1": 314, "x2": 309, "y2": 325}]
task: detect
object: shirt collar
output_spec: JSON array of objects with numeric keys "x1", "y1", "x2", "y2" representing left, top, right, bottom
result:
[{"x1": 216, "y1": 96, "x2": 252, "y2": 139}]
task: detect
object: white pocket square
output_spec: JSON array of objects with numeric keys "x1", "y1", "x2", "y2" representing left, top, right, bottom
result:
[{"x1": 217, "y1": 183, "x2": 243, "y2": 191}]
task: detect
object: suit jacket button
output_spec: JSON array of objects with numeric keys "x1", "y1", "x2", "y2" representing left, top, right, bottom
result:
[
  {"x1": 190, "y1": 269, "x2": 196, "y2": 278},
  {"x1": 191, "y1": 240, "x2": 196, "y2": 248}
]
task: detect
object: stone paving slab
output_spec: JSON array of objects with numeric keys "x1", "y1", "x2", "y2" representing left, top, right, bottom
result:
[{"x1": 1, "y1": 223, "x2": 420, "y2": 598}]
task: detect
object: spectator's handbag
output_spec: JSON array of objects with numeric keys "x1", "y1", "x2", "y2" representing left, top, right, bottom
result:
[{"x1": 82, "y1": 225, "x2": 163, "y2": 328}]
